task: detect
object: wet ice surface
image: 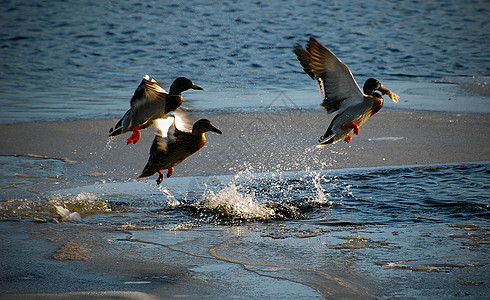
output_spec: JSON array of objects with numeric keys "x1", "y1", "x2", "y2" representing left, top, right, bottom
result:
[{"x1": 1, "y1": 156, "x2": 488, "y2": 298}]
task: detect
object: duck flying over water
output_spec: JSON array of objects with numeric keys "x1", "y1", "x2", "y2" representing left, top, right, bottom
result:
[
  {"x1": 294, "y1": 37, "x2": 399, "y2": 146},
  {"x1": 109, "y1": 75, "x2": 204, "y2": 145},
  {"x1": 138, "y1": 113, "x2": 222, "y2": 185}
]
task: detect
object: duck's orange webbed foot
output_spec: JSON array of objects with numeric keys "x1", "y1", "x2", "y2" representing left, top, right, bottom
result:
[
  {"x1": 341, "y1": 122, "x2": 359, "y2": 135},
  {"x1": 344, "y1": 135, "x2": 352, "y2": 143},
  {"x1": 126, "y1": 127, "x2": 142, "y2": 145},
  {"x1": 167, "y1": 167, "x2": 174, "y2": 178},
  {"x1": 156, "y1": 171, "x2": 164, "y2": 185}
]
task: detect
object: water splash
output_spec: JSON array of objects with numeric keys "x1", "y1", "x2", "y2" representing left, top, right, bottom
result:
[
  {"x1": 201, "y1": 183, "x2": 276, "y2": 220},
  {"x1": 156, "y1": 185, "x2": 180, "y2": 207},
  {"x1": 310, "y1": 172, "x2": 333, "y2": 206},
  {"x1": 178, "y1": 168, "x2": 339, "y2": 223},
  {"x1": 104, "y1": 137, "x2": 115, "y2": 151}
]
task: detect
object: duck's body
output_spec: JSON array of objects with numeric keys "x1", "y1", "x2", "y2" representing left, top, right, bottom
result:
[
  {"x1": 109, "y1": 76, "x2": 203, "y2": 145},
  {"x1": 318, "y1": 79, "x2": 386, "y2": 144},
  {"x1": 138, "y1": 115, "x2": 222, "y2": 185},
  {"x1": 294, "y1": 37, "x2": 399, "y2": 146}
]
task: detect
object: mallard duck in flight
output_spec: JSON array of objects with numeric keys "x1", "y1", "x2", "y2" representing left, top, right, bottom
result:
[
  {"x1": 138, "y1": 113, "x2": 222, "y2": 185},
  {"x1": 294, "y1": 37, "x2": 399, "y2": 146},
  {"x1": 109, "y1": 75, "x2": 204, "y2": 145}
]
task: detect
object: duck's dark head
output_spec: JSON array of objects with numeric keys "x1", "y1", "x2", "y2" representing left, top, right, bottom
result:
[
  {"x1": 169, "y1": 77, "x2": 204, "y2": 95},
  {"x1": 363, "y1": 78, "x2": 382, "y2": 96},
  {"x1": 192, "y1": 119, "x2": 222, "y2": 136},
  {"x1": 363, "y1": 78, "x2": 399, "y2": 103}
]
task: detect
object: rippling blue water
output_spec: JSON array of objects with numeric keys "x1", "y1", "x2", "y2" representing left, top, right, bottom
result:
[{"x1": 0, "y1": 0, "x2": 489, "y2": 123}]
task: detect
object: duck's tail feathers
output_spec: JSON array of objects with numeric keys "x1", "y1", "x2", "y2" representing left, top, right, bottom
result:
[
  {"x1": 316, "y1": 133, "x2": 337, "y2": 147},
  {"x1": 316, "y1": 116, "x2": 339, "y2": 147},
  {"x1": 109, "y1": 127, "x2": 123, "y2": 136},
  {"x1": 109, "y1": 109, "x2": 131, "y2": 136},
  {"x1": 137, "y1": 164, "x2": 155, "y2": 180}
]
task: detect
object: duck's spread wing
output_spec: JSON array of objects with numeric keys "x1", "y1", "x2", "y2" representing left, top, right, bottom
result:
[
  {"x1": 153, "y1": 110, "x2": 191, "y2": 141},
  {"x1": 293, "y1": 44, "x2": 316, "y2": 80},
  {"x1": 153, "y1": 116, "x2": 175, "y2": 139},
  {"x1": 171, "y1": 109, "x2": 192, "y2": 133},
  {"x1": 295, "y1": 38, "x2": 364, "y2": 113},
  {"x1": 130, "y1": 75, "x2": 169, "y2": 127}
]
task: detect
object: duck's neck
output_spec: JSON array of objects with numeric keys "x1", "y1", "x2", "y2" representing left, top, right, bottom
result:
[
  {"x1": 190, "y1": 131, "x2": 206, "y2": 150},
  {"x1": 370, "y1": 93, "x2": 384, "y2": 116},
  {"x1": 191, "y1": 128, "x2": 206, "y2": 137},
  {"x1": 165, "y1": 94, "x2": 183, "y2": 113}
]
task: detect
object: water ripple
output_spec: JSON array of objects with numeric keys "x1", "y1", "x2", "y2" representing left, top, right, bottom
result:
[{"x1": 0, "y1": 0, "x2": 489, "y2": 122}]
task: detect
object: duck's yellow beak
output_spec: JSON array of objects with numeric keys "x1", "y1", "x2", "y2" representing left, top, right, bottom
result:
[
  {"x1": 378, "y1": 85, "x2": 399, "y2": 103},
  {"x1": 192, "y1": 84, "x2": 204, "y2": 91}
]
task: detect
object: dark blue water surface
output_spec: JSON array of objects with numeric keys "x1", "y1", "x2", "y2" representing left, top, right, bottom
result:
[
  {"x1": 2, "y1": 158, "x2": 488, "y2": 228},
  {"x1": 0, "y1": 0, "x2": 489, "y2": 123}
]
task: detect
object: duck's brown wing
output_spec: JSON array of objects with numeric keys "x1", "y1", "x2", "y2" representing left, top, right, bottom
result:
[
  {"x1": 137, "y1": 135, "x2": 170, "y2": 179},
  {"x1": 130, "y1": 75, "x2": 169, "y2": 128},
  {"x1": 294, "y1": 38, "x2": 364, "y2": 114}
]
